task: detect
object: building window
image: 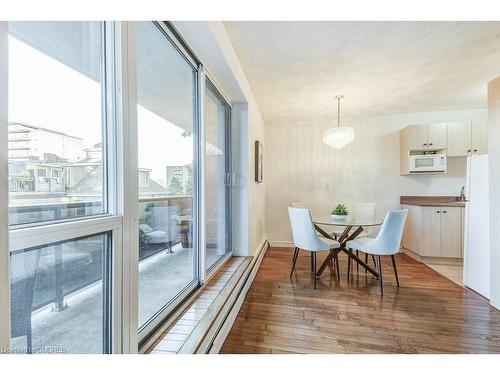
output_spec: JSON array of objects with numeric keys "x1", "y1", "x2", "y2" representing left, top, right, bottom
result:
[
  {"x1": 7, "y1": 22, "x2": 105, "y2": 226},
  {"x1": 37, "y1": 169, "x2": 46, "y2": 178}
]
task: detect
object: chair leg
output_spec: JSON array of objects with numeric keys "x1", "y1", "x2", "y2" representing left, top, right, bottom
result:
[
  {"x1": 365, "y1": 253, "x2": 368, "y2": 273},
  {"x1": 372, "y1": 254, "x2": 377, "y2": 268},
  {"x1": 356, "y1": 250, "x2": 359, "y2": 273},
  {"x1": 290, "y1": 247, "x2": 299, "y2": 278},
  {"x1": 391, "y1": 254, "x2": 400, "y2": 287},
  {"x1": 347, "y1": 249, "x2": 352, "y2": 281},
  {"x1": 377, "y1": 255, "x2": 383, "y2": 296},
  {"x1": 312, "y1": 252, "x2": 317, "y2": 289},
  {"x1": 335, "y1": 253, "x2": 340, "y2": 282},
  {"x1": 311, "y1": 252, "x2": 314, "y2": 272}
]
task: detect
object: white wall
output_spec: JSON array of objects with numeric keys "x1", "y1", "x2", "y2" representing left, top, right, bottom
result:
[
  {"x1": 488, "y1": 78, "x2": 500, "y2": 310},
  {"x1": 175, "y1": 22, "x2": 267, "y2": 256},
  {"x1": 266, "y1": 108, "x2": 486, "y2": 245}
]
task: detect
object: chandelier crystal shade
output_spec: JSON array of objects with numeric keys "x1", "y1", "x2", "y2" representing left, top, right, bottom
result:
[{"x1": 323, "y1": 95, "x2": 355, "y2": 149}]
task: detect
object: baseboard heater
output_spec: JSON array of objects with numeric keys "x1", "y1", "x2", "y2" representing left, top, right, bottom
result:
[{"x1": 197, "y1": 239, "x2": 269, "y2": 354}]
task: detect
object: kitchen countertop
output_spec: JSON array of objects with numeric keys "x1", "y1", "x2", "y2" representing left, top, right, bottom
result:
[{"x1": 400, "y1": 196, "x2": 466, "y2": 208}]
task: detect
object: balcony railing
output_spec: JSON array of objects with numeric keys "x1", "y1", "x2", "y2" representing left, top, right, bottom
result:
[
  {"x1": 9, "y1": 195, "x2": 193, "y2": 316},
  {"x1": 9, "y1": 176, "x2": 35, "y2": 192}
]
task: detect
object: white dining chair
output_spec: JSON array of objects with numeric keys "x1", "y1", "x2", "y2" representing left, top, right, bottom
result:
[
  {"x1": 288, "y1": 207, "x2": 341, "y2": 289},
  {"x1": 345, "y1": 209, "x2": 408, "y2": 295},
  {"x1": 291, "y1": 202, "x2": 331, "y2": 239},
  {"x1": 291, "y1": 202, "x2": 308, "y2": 208}
]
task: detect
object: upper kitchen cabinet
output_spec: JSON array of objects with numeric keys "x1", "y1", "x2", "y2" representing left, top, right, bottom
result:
[
  {"x1": 400, "y1": 123, "x2": 447, "y2": 175},
  {"x1": 447, "y1": 120, "x2": 488, "y2": 156},
  {"x1": 447, "y1": 122, "x2": 471, "y2": 157},
  {"x1": 427, "y1": 123, "x2": 447, "y2": 150},
  {"x1": 471, "y1": 121, "x2": 488, "y2": 155},
  {"x1": 407, "y1": 124, "x2": 428, "y2": 150},
  {"x1": 406, "y1": 123, "x2": 447, "y2": 151}
]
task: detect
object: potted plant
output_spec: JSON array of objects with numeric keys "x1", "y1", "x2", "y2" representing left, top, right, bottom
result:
[{"x1": 331, "y1": 204, "x2": 349, "y2": 220}]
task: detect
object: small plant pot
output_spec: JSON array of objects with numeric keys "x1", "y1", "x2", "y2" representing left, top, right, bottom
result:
[{"x1": 331, "y1": 214, "x2": 348, "y2": 221}]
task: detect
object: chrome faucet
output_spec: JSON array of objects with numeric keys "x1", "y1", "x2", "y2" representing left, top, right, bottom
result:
[{"x1": 459, "y1": 186, "x2": 466, "y2": 202}]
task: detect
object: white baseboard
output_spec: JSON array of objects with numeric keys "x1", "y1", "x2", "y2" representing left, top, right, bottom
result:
[{"x1": 269, "y1": 240, "x2": 293, "y2": 248}]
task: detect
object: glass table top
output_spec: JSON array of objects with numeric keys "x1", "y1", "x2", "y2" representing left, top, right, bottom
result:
[{"x1": 313, "y1": 215, "x2": 383, "y2": 227}]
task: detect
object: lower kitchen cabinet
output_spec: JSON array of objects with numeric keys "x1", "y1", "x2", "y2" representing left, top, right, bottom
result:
[
  {"x1": 402, "y1": 204, "x2": 463, "y2": 260},
  {"x1": 439, "y1": 207, "x2": 463, "y2": 258}
]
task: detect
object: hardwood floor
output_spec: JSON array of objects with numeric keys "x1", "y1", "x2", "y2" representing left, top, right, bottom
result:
[{"x1": 220, "y1": 247, "x2": 500, "y2": 354}]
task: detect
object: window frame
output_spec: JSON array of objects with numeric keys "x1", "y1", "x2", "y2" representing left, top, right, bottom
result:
[
  {"x1": 7, "y1": 21, "x2": 110, "y2": 230},
  {"x1": 1, "y1": 21, "x2": 125, "y2": 354},
  {"x1": 204, "y1": 74, "x2": 233, "y2": 277}
]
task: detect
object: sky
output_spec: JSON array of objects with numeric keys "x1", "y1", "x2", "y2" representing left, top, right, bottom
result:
[{"x1": 8, "y1": 34, "x2": 193, "y2": 183}]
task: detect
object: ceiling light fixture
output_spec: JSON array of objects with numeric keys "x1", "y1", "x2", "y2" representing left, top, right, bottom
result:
[{"x1": 323, "y1": 95, "x2": 354, "y2": 149}]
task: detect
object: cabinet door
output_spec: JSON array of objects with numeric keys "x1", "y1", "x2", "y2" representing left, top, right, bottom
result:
[
  {"x1": 408, "y1": 125, "x2": 428, "y2": 150},
  {"x1": 421, "y1": 207, "x2": 441, "y2": 257},
  {"x1": 400, "y1": 127, "x2": 411, "y2": 175},
  {"x1": 401, "y1": 204, "x2": 413, "y2": 250},
  {"x1": 440, "y1": 207, "x2": 463, "y2": 258},
  {"x1": 447, "y1": 122, "x2": 471, "y2": 157},
  {"x1": 427, "y1": 123, "x2": 447, "y2": 150},
  {"x1": 471, "y1": 120, "x2": 488, "y2": 155}
]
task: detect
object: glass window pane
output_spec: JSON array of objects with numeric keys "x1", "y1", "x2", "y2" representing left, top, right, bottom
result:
[
  {"x1": 136, "y1": 22, "x2": 197, "y2": 329},
  {"x1": 7, "y1": 22, "x2": 105, "y2": 226},
  {"x1": 9, "y1": 233, "x2": 110, "y2": 354},
  {"x1": 205, "y1": 85, "x2": 231, "y2": 270}
]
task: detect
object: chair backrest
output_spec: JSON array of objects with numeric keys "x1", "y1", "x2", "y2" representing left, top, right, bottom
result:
[
  {"x1": 353, "y1": 202, "x2": 376, "y2": 220},
  {"x1": 288, "y1": 207, "x2": 325, "y2": 251},
  {"x1": 372, "y1": 209, "x2": 408, "y2": 255},
  {"x1": 291, "y1": 202, "x2": 308, "y2": 208}
]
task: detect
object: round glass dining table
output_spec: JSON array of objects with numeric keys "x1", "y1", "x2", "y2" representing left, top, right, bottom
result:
[{"x1": 312, "y1": 215, "x2": 383, "y2": 279}]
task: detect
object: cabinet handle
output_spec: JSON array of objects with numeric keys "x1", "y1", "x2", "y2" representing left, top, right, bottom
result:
[
  {"x1": 443, "y1": 210, "x2": 447, "y2": 213},
  {"x1": 436, "y1": 210, "x2": 441, "y2": 213},
  {"x1": 429, "y1": 143, "x2": 433, "y2": 146},
  {"x1": 423, "y1": 143, "x2": 427, "y2": 146},
  {"x1": 473, "y1": 149, "x2": 478, "y2": 153},
  {"x1": 467, "y1": 149, "x2": 471, "y2": 153}
]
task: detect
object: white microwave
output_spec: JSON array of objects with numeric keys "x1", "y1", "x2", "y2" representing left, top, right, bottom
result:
[{"x1": 409, "y1": 154, "x2": 446, "y2": 173}]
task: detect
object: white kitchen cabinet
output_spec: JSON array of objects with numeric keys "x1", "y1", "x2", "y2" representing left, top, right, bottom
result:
[
  {"x1": 401, "y1": 204, "x2": 422, "y2": 253},
  {"x1": 402, "y1": 205, "x2": 463, "y2": 260},
  {"x1": 400, "y1": 124, "x2": 448, "y2": 175},
  {"x1": 446, "y1": 121, "x2": 488, "y2": 157},
  {"x1": 406, "y1": 123, "x2": 447, "y2": 151},
  {"x1": 471, "y1": 121, "x2": 488, "y2": 155},
  {"x1": 421, "y1": 207, "x2": 441, "y2": 257},
  {"x1": 447, "y1": 122, "x2": 471, "y2": 157},
  {"x1": 408, "y1": 125, "x2": 428, "y2": 151},
  {"x1": 427, "y1": 123, "x2": 447, "y2": 150},
  {"x1": 440, "y1": 207, "x2": 463, "y2": 258}
]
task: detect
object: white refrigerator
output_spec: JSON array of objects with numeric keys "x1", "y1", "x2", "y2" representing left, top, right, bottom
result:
[{"x1": 463, "y1": 154, "x2": 490, "y2": 298}]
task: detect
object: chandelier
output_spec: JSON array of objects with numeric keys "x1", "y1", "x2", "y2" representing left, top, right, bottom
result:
[{"x1": 323, "y1": 95, "x2": 355, "y2": 149}]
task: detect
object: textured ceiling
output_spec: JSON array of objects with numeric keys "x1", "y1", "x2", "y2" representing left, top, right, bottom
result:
[{"x1": 224, "y1": 21, "x2": 500, "y2": 123}]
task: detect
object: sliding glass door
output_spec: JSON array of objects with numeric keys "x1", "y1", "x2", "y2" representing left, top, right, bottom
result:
[
  {"x1": 2, "y1": 20, "x2": 234, "y2": 353},
  {"x1": 204, "y1": 81, "x2": 232, "y2": 271},
  {"x1": 136, "y1": 22, "x2": 199, "y2": 338}
]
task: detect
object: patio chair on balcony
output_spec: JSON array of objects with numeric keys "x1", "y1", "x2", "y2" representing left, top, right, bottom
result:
[
  {"x1": 10, "y1": 247, "x2": 41, "y2": 354},
  {"x1": 140, "y1": 206, "x2": 180, "y2": 253}
]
